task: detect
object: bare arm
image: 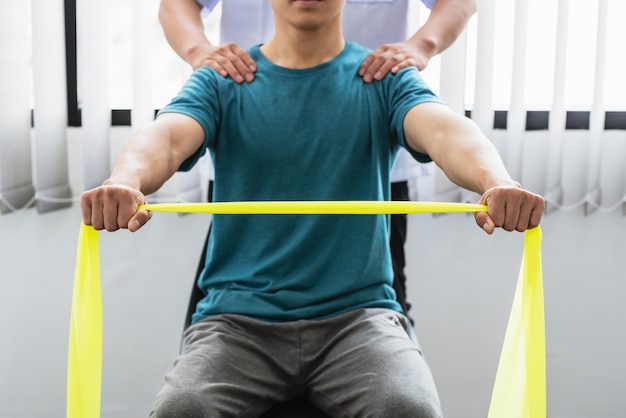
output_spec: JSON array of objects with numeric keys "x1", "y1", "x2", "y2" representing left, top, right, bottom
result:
[
  {"x1": 158, "y1": 0, "x2": 256, "y2": 82},
  {"x1": 360, "y1": 0, "x2": 477, "y2": 82},
  {"x1": 403, "y1": 102, "x2": 544, "y2": 233},
  {"x1": 80, "y1": 113, "x2": 205, "y2": 232},
  {"x1": 406, "y1": 0, "x2": 477, "y2": 68}
]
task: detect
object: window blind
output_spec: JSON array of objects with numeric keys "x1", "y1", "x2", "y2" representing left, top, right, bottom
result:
[{"x1": 0, "y1": 0, "x2": 624, "y2": 216}]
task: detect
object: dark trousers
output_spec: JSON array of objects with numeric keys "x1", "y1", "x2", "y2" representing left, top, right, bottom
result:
[{"x1": 390, "y1": 180, "x2": 411, "y2": 320}]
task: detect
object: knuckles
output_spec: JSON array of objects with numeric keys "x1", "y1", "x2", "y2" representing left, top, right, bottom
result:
[{"x1": 482, "y1": 186, "x2": 545, "y2": 232}]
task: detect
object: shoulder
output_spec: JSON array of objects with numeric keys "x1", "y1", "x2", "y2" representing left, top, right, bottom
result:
[
  {"x1": 377, "y1": 66, "x2": 443, "y2": 111},
  {"x1": 193, "y1": 66, "x2": 220, "y2": 81},
  {"x1": 184, "y1": 66, "x2": 226, "y2": 92},
  {"x1": 166, "y1": 66, "x2": 224, "y2": 108},
  {"x1": 339, "y1": 41, "x2": 371, "y2": 67},
  {"x1": 345, "y1": 41, "x2": 370, "y2": 58},
  {"x1": 384, "y1": 66, "x2": 430, "y2": 90}
]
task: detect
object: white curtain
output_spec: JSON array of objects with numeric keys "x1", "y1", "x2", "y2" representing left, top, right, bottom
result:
[
  {"x1": 78, "y1": 0, "x2": 111, "y2": 191},
  {"x1": 433, "y1": 21, "x2": 467, "y2": 204},
  {"x1": 31, "y1": 0, "x2": 73, "y2": 213},
  {"x1": 0, "y1": 2, "x2": 35, "y2": 214},
  {"x1": 0, "y1": 0, "x2": 624, "y2": 216},
  {"x1": 132, "y1": 0, "x2": 154, "y2": 131}
]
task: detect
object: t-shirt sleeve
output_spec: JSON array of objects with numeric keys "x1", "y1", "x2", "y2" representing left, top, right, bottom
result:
[
  {"x1": 387, "y1": 67, "x2": 444, "y2": 163},
  {"x1": 157, "y1": 67, "x2": 220, "y2": 172},
  {"x1": 421, "y1": 0, "x2": 436, "y2": 10},
  {"x1": 195, "y1": 0, "x2": 220, "y2": 15}
]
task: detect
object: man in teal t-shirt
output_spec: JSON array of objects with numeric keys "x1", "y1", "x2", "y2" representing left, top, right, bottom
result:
[
  {"x1": 81, "y1": 1, "x2": 544, "y2": 416},
  {"x1": 159, "y1": 41, "x2": 440, "y2": 323}
]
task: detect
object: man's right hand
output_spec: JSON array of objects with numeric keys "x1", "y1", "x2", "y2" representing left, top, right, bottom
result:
[
  {"x1": 80, "y1": 183, "x2": 152, "y2": 232},
  {"x1": 190, "y1": 42, "x2": 257, "y2": 83}
]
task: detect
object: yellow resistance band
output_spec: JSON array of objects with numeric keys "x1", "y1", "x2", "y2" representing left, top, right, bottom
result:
[{"x1": 67, "y1": 201, "x2": 544, "y2": 418}]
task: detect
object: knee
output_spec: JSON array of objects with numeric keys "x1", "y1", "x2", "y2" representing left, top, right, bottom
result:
[{"x1": 151, "y1": 388, "x2": 205, "y2": 418}]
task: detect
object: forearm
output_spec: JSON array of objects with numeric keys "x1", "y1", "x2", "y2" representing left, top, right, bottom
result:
[
  {"x1": 82, "y1": 114, "x2": 204, "y2": 232},
  {"x1": 159, "y1": 0, "x2": 211, "y2": 66},
  {"x1": 407, "y1": 0, "x2": 477, "y2": 59},
  {"x1": 105, "y1": 123, "x2": 181, "y2": 195}
]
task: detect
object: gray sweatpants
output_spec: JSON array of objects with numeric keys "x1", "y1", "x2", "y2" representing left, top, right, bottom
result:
[{"x1": 151, "y1": 308, "x2": 443, "y2": 418}]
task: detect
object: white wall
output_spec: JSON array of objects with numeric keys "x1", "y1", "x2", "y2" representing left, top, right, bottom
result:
[{"x1": 1, "y1": 129, "x2": 625, "y2": 417}]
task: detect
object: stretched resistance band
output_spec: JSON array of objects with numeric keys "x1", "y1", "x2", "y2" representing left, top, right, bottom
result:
[{"x1": 67, "y1": 201, "x2": 544, "y2": 418}]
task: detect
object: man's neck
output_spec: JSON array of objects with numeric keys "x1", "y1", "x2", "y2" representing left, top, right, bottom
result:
[{"x1": 260, "y1": 17, "x2": 345, "y2": 69}]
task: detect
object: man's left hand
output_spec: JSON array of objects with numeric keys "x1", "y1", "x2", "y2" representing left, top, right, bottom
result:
[{"x1": 475, "y1": 186, "x2": 545, "y2": 235}]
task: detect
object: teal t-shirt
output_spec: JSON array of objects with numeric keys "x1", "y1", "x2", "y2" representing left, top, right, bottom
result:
[{"x1": 159, "y1": 42, "x2": 441, "y2": 323}]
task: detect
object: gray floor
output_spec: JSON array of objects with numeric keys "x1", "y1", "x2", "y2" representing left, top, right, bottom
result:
[{"x1": 1, "y1": 204, "x2": 625, "y2": 417}]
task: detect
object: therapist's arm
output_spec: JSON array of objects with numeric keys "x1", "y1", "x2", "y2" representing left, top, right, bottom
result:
[
  {"x1": 158, "y1": 0, "x2": 256, "y2": 82},
  {"x1": 359, "y1": 0, "x2": 477, "y2": 82}
]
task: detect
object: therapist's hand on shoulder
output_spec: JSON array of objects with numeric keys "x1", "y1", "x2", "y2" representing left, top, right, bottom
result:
[
  {"x1": 191, "y1": 42, "x2": 257, "y2": 83},
  {"x1": 358, "y1": 41, "x2": 429, "y2": 83}
]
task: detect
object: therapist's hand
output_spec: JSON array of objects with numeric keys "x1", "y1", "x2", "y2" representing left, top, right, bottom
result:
[
  {"x1": 190, "y1": 42, "x2": 257, "y2": 83},
  {"x1": 358, "y1": 42, "x2": 429, "y2": 83}
]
